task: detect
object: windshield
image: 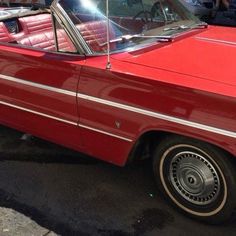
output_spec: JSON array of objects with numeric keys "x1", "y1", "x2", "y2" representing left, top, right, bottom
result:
[{"x1": 57, "y1": 0, "x2": 201, "y2": 53}]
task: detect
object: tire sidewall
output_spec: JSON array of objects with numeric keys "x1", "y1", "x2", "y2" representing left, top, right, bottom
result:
[{"x1": 153, "y1": 135, "x2": 236, "y2": 223}]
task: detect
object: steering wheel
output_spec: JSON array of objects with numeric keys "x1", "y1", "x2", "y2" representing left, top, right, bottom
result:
[
  {"x1": 150, "y1": 2, "x2": 168, "y2": 22},
  {"x1": 150, "y1": 1, "x2": 178, "y2": 22},
  {"x1": 133, "y1": 10, "x2": 153, "y2": 23}
]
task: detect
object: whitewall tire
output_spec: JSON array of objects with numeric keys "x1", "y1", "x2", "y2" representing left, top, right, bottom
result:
[{"x1": 153, "y1": 135, "x2": 236, "y2": 223}]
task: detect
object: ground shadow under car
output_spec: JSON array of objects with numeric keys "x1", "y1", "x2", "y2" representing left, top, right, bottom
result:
[{"x1": 0, "y1": 125, "x2": 236, "y2": 236}]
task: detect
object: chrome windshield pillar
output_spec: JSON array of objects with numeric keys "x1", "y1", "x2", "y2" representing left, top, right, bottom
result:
[{"x1": 50, "y1": 0, "x2": 93, "y2": 55}]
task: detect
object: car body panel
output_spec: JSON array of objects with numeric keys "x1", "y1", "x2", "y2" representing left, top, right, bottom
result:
[
  {"x1": 1, "y1": 28, "x2": 236, "y2": 166},
  {"x1": 0, "y1": 44, "x2": 86, "y2": 152},
  {"x1": 0, "y1": 0, "x2": 235, "y2": 167},
  {"x1": 76, "y1": 51, "x2": 236, "y2": 165},
  {"x1": 114, "y1": 26, "x2": 236, "y2": 90}
]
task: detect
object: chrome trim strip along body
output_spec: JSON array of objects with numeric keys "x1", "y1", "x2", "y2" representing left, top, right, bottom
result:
[
  {"x1": 0, "y1": 74, "x2": 132, "y2": 142},
  {"x1": 0, "y1": 100, "x2": 78, "y2": 126},
  {"x1": 0, "y1": 74, "x2": 77, "y2": 97},
  {"x1": 1, "y1": 73, "x2": 235, "y2": 140},
  {"x1": 195, "y1": 37, "x2": 236, "y2": 46},
  {"x1": 79, "y1": 124, "x2": 133, "y2": 142},
  {"x1": 77, "y1": 93, "x2": 236, "y2": 139},
  {"x1": 0, "y1": 100, "x2": 133, "y2": 142}
]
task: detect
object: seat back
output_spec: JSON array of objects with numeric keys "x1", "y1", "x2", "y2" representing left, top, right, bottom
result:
[
  {"x1": 0, "y1": 22, "x2": 13, "y2": 42},
  {"x1": 18, "y1": 29, "x2": 76, "y2": 52},
  {"x1": 19, "y1": 13, "x2": 53, "y2": 35},
  {"x1": 18, "y1": 20, "x2": 116, "y2": 53},
  {"x1": 77, "y1": 20, "x2": 116, "y2": 52}
]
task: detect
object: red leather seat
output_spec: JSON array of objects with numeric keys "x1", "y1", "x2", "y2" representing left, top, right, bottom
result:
[
  {"x1": 77, "y1": 20, "x2": 116, "y2": 52},
  {"x1": 18, "y1": 20, "x2": 115, "y2": 53},
  {"x1": 19, "y1": 14, "x2": 53, "y2": 35},
  {"x1": 0, "y1": 22, "x2": 13, "y2": 42},
  {"x1": 18, "y1": 30, "x2": 76, "y2": 52}
]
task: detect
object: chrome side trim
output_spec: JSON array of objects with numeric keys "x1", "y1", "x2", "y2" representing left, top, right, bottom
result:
[
  {"x1": 195, "y1": 37, "x2": 236, "y2": 46},
  {"x1": 0, "y1": 74, "x2": 133, "y2": 142},
  {"x1": 79, "y1": 124, "x2": 133, "y2": 142},
  {"x1": 1, "y1": 72, "x2": 235, "y2": 140},
  {"x1": 77, "y1": 93, "x2": 236, "y2": 139},
  {"x1": 0, "y1": 74, "x2": 76, "y2": 97},
  {"x1": 0, "y1": 100, "x2": 78, "y2": 126},
  {"x1": 0, "y1": 100, "x2": 133, "y2": 142}
]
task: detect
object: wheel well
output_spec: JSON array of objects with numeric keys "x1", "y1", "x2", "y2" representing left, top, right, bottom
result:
[
  {"x1": 127, "y1": 131, "x2": 170, "y2": 163},
  {"x1": 127, "y1": 131, "x2": 235, "y2": 165}
]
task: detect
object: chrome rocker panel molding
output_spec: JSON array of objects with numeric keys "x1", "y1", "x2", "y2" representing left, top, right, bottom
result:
[
  {"x1": 77, "y1": 93, "x2": 236, "y2": 139},
  {"x1": 195, "y1": 36, "x2": 236, "y2": 47},
  {"x1": 0, "y1": 100, "x2": 133, "y2": 142}
]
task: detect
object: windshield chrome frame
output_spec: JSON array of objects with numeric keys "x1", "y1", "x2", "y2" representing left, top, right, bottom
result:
[
  {"x1": 51, "y1": 0, "x2": 93, "y2": 55},
  {"x1": 50, "y1": 0, "x2": 203, "y2": 56}
]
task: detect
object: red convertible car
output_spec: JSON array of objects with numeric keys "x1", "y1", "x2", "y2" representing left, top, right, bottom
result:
[{"x1": 0, "y1": 0, "x2": 236, "y2": 223}]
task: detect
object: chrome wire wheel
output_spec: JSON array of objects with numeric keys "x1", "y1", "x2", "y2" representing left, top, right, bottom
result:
[{"x1": 169, "y1": 150, "x2": 221, "y2": 206}]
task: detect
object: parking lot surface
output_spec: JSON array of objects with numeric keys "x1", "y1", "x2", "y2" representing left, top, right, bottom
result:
[{"x1": 0, "y1": 125, "x2": 236, "y2": 236}]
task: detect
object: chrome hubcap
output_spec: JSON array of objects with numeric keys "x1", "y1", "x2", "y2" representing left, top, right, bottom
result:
[{"x1": 170, "y1": 151, "x2": 220, "y2": 205}]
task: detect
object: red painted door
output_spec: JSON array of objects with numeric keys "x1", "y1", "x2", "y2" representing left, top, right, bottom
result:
[{"x1": 0, "y1": 44, "x2": 85, "y2": 150}]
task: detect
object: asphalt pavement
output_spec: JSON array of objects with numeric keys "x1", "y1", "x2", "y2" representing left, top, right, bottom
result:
[{"x1": 0, "y1": 124, "x2": 236, "y2": 236}]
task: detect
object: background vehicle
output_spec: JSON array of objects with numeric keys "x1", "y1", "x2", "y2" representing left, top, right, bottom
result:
[
  {"x1": 0, "y1": 7, "x2": 30, "y2": 19},
  {"x1": 0, "y1": 0, "x2": 52, "y2": 7},
  {"x1": 0, "y1": 0, "x2": 51, "y2": 19},
  {"x1": 180, "y1": 0, "x2": 214, "y2": 17},
  {"x1": 206, "y1": 0, "x2": 236, "y2": 26}
]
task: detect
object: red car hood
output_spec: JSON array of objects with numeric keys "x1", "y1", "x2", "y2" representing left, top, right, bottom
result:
[{"x1": 114, "y1": 26, "x2": 236, "y2": 87}]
